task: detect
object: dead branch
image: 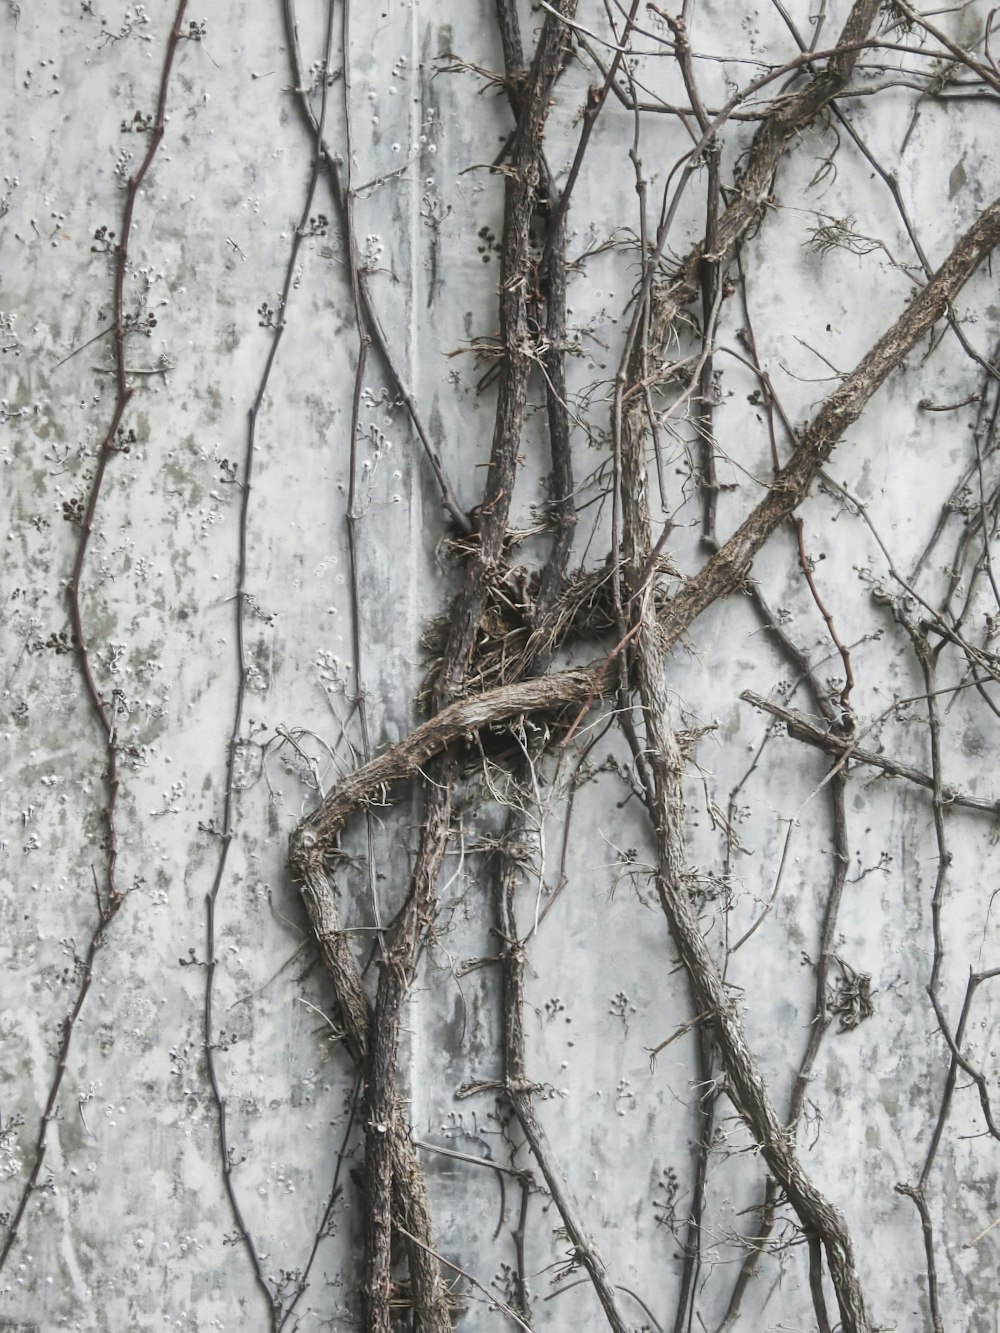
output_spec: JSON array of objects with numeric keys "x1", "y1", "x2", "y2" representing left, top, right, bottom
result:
[
  {"x1": 645, "y1": 0, "x2": 883, "y2": 352},
  {"x1": 741, "y1": 690, "x2": 1000, "y2": 816}
]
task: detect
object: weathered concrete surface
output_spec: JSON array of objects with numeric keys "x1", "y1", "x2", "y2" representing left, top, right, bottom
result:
[{"x1": 1, "y1": 1, "x2": 999, "y2": 1330}]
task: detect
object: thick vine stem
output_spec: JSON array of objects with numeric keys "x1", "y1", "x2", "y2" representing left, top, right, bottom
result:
[
  {"x1": 617, "y1": 346, "x2": 874, "y2": 1327},
  {"x1": 436, "y1": 194, "x2": 1000, "y2": 724},
  {"x1": 354, "y1": 7, "x2": 578, "y2": 1326},
  {"x1": 637, "y1": 648, "x2": 872, "y2": 1333},
  {"x1": 658, "y1": 194, "x2": 1000, "y2": 646},
  {"x1": 397, "y1": 192, "x2": 996, "y2": 717},
  {"x1": 471, "y1": 9, "x2": 626, "y2": 1323},
  {"x1": 290, "y1": 675, "x2": 594, "y2": 875},
  {"x1": 432, "y1": 0, "x2": 578, "y2": 709},
  {"x1": 647, "y1": 0, "x2": 881, "y2": 348},
  {"x1": 288, "y1": 676, "x2": 596, "y2": 1088},
  {"x1": 490, "y1": 4, "x2": 626, "y2": 1322},
  {"x1": 363, "y1": 782, "x2": 454, "y2": 1333},
  {"x1": 293, "y1": 826, "x2": 455, "y2": 1333},
  {"x1": 289, "y1": 666, "x2": 595, "y2": 1326},
  {"x1": 290, "y1": 185, "x2": 1000, "y2": 1051}
]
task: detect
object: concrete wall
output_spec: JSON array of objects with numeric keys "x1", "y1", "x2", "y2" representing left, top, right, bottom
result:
[{"x1": 2, "y1": 2, "x2": 999, "y2": 1329}]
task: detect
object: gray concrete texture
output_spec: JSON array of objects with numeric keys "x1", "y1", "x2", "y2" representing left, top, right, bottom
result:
[{"x1": 1, "y1": 1, "x2": 999, "y2": 1330}]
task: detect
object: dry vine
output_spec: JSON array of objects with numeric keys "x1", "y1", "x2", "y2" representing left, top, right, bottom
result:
[
  {"x1": 282, "y1": 4, "x2": 1000, "y2": 1331},
  {"x1": 0, "y1": 0, "x2": 190, "y2": 1279},
  {"x1": 4, "y1": 3, "x2": 1000, "y2": 1331}
]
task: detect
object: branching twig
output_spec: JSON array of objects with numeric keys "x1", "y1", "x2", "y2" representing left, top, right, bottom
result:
[
  {"x1": 0, "y1": 0, "x2": 190, "y2": 1281},
  {"x1": 741, "y1": 691, "x2": 1000, "y2": 816},
  {"x1": 202, "y1": 5, "x2": 338, "y2": 1323}
]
